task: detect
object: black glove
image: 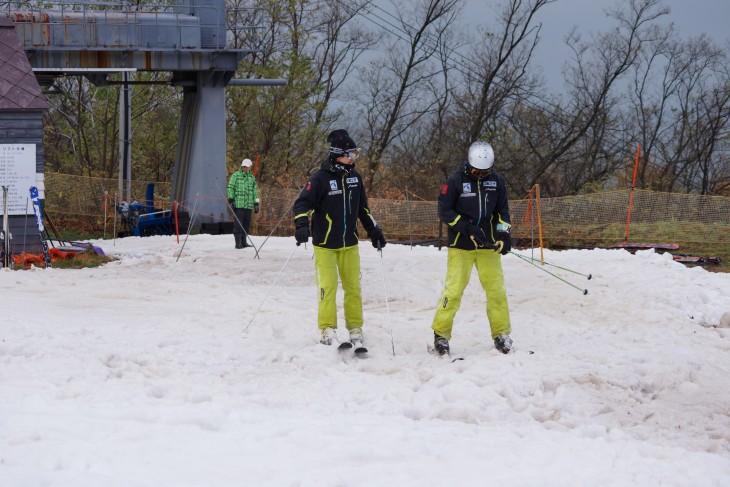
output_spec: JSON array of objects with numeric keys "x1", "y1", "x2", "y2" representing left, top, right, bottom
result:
[
  {"x1": 227, "y1": 198, "x2": 235, "y2": 209},
  {"x1": 254, "y1": 203, "x2": 260, "y2": 214},
  {"x1": 465, "y1": 223, "x2": 487, "y2": 248},
  {"x1": 295, "y1": 217, "x2": 310, "y2": 246},
  {"x1": 369, "y1": 226, "x2": 386, "y2": 249},
  {"x1": 495, "y1": 231, "x2": 511, "y2": 255}
]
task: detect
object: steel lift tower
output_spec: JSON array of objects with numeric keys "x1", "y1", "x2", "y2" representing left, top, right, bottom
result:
[{"x1": 3, "y1": 0, "x2": 281, "y2": 225}]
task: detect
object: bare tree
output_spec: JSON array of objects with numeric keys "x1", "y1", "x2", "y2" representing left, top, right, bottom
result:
[
  {"x1": 353, "y1": 0, "x2": 462, "y2": 188},
  {"x1": 44, "y1": 72, "x2": 181, "y2": 180},
  {"x1": 382, "y1": 31, "x2": 459, "y2": 198},
  {"x1": 226, "y1": 0, "x2": 374, "y2": 184},
  {"x1": 461, "y1": 0, "x2": 551, "y2": 144},
  {"x1": 308, "y1": 0, "x2": 376, "y2": 127},
  {"x1": 625, "y1": 23, "x2": 683, "y2": 190},
  {"x1": 678, "y1": 69, "x2": 730, "y2": 194},
  {"x1": 506, "y1": 0, "x2": 670, "y2": 196},
  {"x1": 652, "y1": 36, "x2": 730, "y2": 194},
  {"x1": 433, "y1": 0, "x2": 550, "y2": 196}
]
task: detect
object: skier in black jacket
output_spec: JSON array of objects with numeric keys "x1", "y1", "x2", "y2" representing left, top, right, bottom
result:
[
  {"x1": 293, "y1": 129, "x2": 386, "y2": 347},
  {"x1": 431, "y1": 141, "x2": 513, "y2": 355}
]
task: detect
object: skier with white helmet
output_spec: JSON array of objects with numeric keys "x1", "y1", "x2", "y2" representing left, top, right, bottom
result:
[{"x1": 431, "y1": 140, "x2": 513, "y2": 356}]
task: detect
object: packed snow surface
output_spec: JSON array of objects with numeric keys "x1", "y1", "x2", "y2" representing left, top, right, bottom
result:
[{"x1": 1, "y1": 235, "x2": 729, "y2": 486}]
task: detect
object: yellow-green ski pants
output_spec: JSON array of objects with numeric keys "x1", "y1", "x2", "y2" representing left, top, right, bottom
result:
[
  {"x1": 432, "y1": 247, "x2": 511, "y2": 340},
  {"x1": 313, "y1": 245, "x2": 363, "y2": 331}
]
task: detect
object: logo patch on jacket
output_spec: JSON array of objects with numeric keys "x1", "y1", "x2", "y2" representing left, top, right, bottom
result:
[
  {"x1": 329, "y1": 180, "x2": 338, "y2": 190},
  {"x1": 346, "y1": 177, "x2": 359, "y2": 184},
  {"x1": 483, "y1": 181, "x2": 497, "y2": 188},
  {"x1": 441, "y1": 184, "x2": 448, "y2": 195},
  {"x1": 463, "y1": 183, "x2": 471, "y2": 193}
]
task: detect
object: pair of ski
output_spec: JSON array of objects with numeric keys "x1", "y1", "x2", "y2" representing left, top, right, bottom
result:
[
  {"x1": 338, "y1": 340, "x2": 368, "y2": 358},
  {"x1": 427, "y1": 345, "x2": 534, "y2": 361},
  {"x1": 427, "y1": 345, "x2": 464, "y2": 362}
]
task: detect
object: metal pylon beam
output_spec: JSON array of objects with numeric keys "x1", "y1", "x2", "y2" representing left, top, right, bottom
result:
[{"x1": 3, "y1": 1, "x2": 277, "y2": 228}]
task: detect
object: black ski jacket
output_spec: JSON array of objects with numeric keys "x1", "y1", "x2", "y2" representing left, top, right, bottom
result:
[
  {"x1": 293, "y1": 159, "x2": 377, "y2": 249},
  {"x1": 439, "y1": 162, "x2": 511, "y2": 250}
]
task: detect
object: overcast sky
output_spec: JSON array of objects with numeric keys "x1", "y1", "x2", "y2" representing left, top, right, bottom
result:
[{"x1": 461, "y1": 0, "x2": 730, "y2": 91}]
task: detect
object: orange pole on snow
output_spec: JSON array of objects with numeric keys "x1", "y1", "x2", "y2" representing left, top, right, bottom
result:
[
  {"x1": 624, "y1": 144, "x2": 641, "y2": 243},
  {"x1": 535, "y1": 184, "x2": 544, "y2": 263}
]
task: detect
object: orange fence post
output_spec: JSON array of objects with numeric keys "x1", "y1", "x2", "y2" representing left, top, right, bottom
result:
[{"x1": 535, "y1": 184, "x2": 544, "y2": 263}]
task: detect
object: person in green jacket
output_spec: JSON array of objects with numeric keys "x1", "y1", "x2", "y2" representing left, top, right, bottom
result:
[{"x1": 227, "y1": 158, "x2": 260, "y2": 249}]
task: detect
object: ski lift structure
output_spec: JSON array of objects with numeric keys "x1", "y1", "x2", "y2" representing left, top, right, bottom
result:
[{"x1": 1, "y1": 0, "x2": 285, "y2": 235}]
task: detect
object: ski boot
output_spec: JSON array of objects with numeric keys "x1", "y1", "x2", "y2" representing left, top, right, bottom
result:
[
  {"x1": 343, "y1": 327, "x2": 367, "y2": 356},
  {"x1": 433, "y1": 332, "x2": 450, "y2": 356},
  {"x1": 320, "y1": 327, "x2": 338, "y2": 345},
  {"x1": 349, "y1": 327, "x2": 363, "y2": 346},
  {"x1": 494, "y1": 334, "x2": 513, "y2": 354}
]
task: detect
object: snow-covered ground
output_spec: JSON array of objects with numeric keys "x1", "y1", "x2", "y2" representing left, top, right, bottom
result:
[{"x1": 1, "y1": 234, "x2": 729, "y2": 486}]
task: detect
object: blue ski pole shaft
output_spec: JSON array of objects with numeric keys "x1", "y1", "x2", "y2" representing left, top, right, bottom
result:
[
  {"x1": 511, "y1": 251, "x2": 588, "y2": 295},
  {"x1": 510, "y1": 251, "x2": 592, "y2": 279}
]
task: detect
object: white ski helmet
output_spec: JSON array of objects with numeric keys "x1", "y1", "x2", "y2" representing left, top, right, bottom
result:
[{"x1": 467, "y1": 141, "x2": 495, "y2": 170}]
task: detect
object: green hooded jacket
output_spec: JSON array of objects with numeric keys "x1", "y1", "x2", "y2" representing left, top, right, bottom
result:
[{"x1": 226, "y1": 169, "x2": 259, "y2": 209}]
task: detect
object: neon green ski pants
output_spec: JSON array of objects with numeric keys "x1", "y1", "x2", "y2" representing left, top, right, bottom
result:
[
  {"x1": 432, "y1": 247, "x2": 511, "y2": 340},
  {"x1": 313, "y1": 245, "x2": 363, "y2": 331}
]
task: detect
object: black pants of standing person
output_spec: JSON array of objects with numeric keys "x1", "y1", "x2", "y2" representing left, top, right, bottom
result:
[{"x1": 233, "y1": 207, "x2": 253, "y2": 248}]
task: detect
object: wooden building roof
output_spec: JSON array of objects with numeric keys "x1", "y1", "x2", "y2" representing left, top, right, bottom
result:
[{"x1": 0, "y1": 17, "x2": 49, "y2": 111}]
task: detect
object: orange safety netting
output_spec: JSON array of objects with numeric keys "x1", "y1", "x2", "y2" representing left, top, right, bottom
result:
[{"x1": 11, "y1": 248, "x2": 77, "y2": 268}]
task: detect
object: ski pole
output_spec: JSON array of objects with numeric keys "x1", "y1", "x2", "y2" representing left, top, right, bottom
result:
[
  {"x1": 510, "y1": 251, "x2": 588, "y2": 295},
  {"x1": 256, "y1": 182, "x2": 305, "y2": 254},
  {"x1": 377, "y1": 242, "x2": 395, "y2": 356},
  {"x1": 224, "y1": 196, "x2": 261, "y2": 260},
  {"x1": 176, "y1": 194, "x2": 198, "y2": 262},
  {"x1": 244, "y1": 244, "x2": 298, "y2": 333},
  {"x1": 509, "y1": 251, "x2": 592, "y2": 279}
]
